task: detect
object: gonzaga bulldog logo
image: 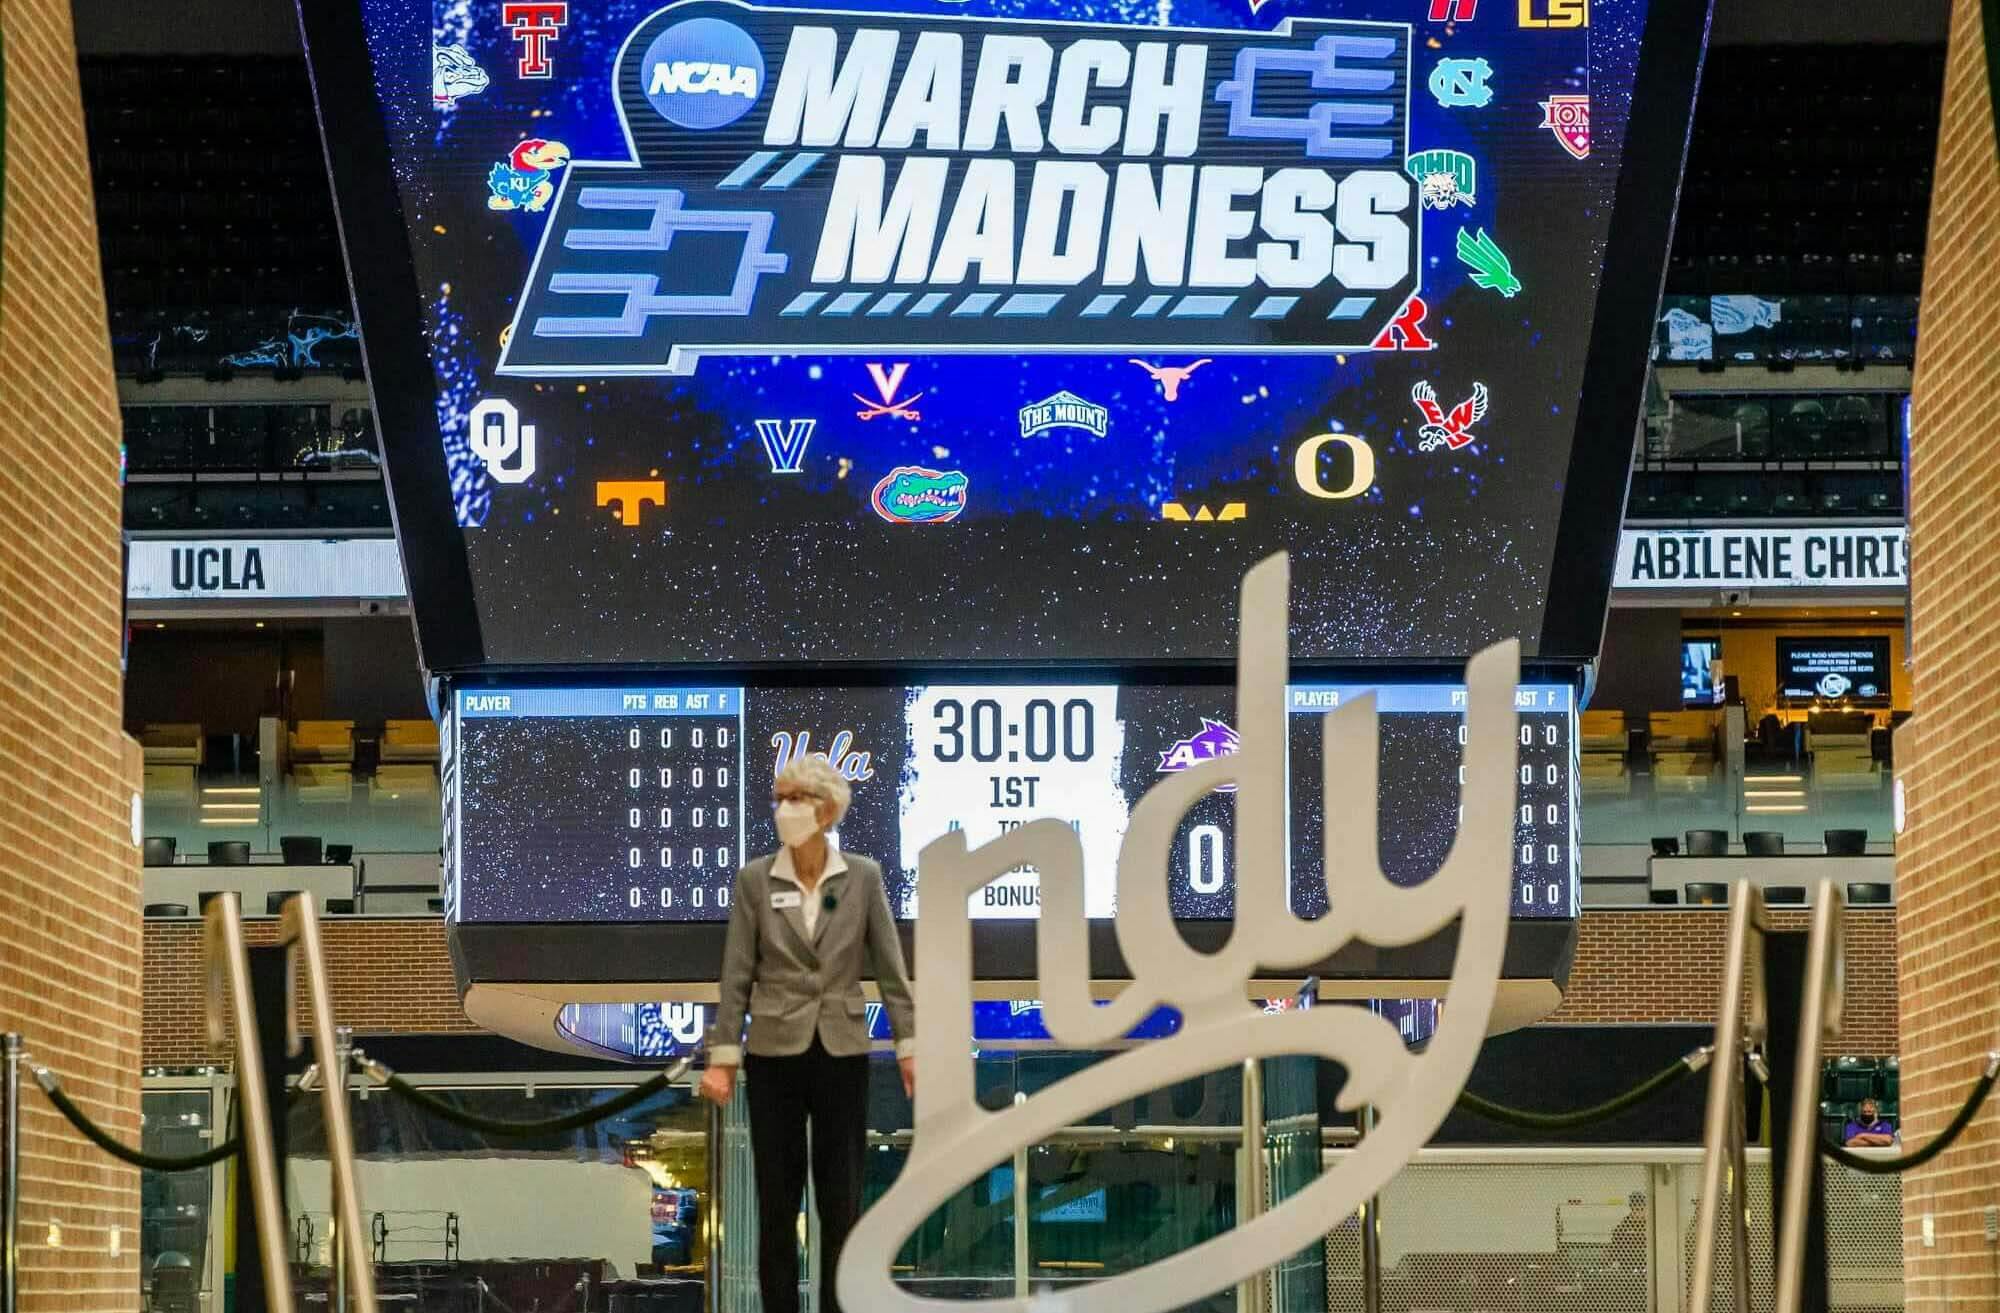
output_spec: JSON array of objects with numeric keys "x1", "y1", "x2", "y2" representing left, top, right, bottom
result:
[
  {"x1": 840, "y1": 553, "x2": 1520, "y2": 1313},
  {"x1": 499, "y1": 2, "x2": 1421, "y2": 376}
]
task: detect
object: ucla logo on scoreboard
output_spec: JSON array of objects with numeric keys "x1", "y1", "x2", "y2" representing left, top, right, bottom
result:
[
  {"x1": 499, "y1": 3, "x2": 1419, "y2": 377},
  {"x1": 641, "y1": 17, "x2": 766, "y2": 128}
]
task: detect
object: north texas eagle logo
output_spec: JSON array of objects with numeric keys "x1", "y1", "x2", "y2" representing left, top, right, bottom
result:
[{"x1": 1411, "y1": 381, "x2": 1490, "y2": 452}]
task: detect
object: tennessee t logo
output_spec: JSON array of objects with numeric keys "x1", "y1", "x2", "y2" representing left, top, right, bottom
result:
[
  {"x1": 502, "y1": 2, "x2": 567, "y2": 78},
  {"x1": 597, "y1": 480, "x2": 665, "y2": 526}
]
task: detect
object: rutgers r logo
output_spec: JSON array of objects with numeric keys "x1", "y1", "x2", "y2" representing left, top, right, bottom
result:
[{"x1": 1519, "y1": 0, "x2": 1588, "y2": 27}]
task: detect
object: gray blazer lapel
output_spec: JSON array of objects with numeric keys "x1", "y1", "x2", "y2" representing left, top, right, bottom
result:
[
  {"x1": 810, "y1": 870, "x2": 851, "y2": 945},
  {"x1": 775, "y1": 895, "x2": 815, "y2": 958}
]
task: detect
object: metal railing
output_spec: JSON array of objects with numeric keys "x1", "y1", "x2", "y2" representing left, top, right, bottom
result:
[{"x1": 203, "y1": 893, "x2": 294, "y2": 1313}]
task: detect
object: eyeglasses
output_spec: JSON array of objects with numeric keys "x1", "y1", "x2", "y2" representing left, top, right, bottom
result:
[{"x1": 772, "y1": 791, "x2": 822, "y2": 807}]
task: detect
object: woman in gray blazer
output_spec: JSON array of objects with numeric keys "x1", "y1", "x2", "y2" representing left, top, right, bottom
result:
[{"x1": 698, "y1": 755, "x2": 914, "y2": 1313}]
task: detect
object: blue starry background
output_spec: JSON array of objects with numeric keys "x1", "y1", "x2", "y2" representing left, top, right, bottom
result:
[{"x1": 352, "y1": 0, "x2": 1650, "y2": 664}]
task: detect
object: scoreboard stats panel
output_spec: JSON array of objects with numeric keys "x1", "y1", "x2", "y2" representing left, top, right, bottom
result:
[{"x1": 448, "y1": 680, "x2": 1577, "y2": 924}]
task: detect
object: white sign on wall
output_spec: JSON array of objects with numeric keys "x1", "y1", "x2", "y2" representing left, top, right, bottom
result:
[
  {"x1": 126, "y1": 538, "x2": 407, "y2": 601},
  {"x1": 1614, "y1": 526, "x2": 1906, "y2": 590}
]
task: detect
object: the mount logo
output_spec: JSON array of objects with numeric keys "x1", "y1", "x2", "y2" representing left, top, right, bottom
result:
[
  {"x1": 500, "y1": 4, "x2": 1418, "y2": 376},
  {"x1": 1020, "y1": 391, "x2": 1110, "y2": 439}
]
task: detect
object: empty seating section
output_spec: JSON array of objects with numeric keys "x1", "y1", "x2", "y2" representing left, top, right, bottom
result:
[
  {"x1": 1807, "y1": 711, "x2": 1879, "y2": 794},
  {"x1": 1819, "y1": 1056, "x2": 1899, "y2": 1145},
  {"x1": 380, "y1": 719, "x2": 441, "y2": 762},
  {"x1": 1578, "y1": 711, "x2": 1630, "y2": 797},
  {"x1": 140, "y1": 722, "x2": 203, "y2": 806},
  {"x1": 1669, "y1": 47, "x2": 1942, "y2": 300},
  {"x1": 140, "y1": 715, "x2": 443, "y2": 860},
  {"x1": 82, "y1": 58, "x2": 347, "y2": 332},
  {"x1": 1647, "y1": 712, "x2": 1718, "y2": 794}
]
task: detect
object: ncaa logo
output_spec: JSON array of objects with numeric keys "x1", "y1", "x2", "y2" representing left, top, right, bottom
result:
[{"x1": 641, "y1": 17, "x2": 764, "y2": 129}]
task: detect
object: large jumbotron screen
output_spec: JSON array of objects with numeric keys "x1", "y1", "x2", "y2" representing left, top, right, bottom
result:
[{"x1": 301, "y1": 0, "x2": 1706, "y2": 670}]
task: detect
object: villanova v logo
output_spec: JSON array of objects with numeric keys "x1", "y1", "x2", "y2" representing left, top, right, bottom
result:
[
  {"x1": 839, "y1": 552, "x2": 1521, "y2": 1313},
  {"x1": 753, "y1": 418, "x2": 815, "y2": 473}
]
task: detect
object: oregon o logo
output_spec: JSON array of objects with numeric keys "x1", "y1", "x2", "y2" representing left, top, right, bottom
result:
[{"x1": 640, "y1": 18, "x2": 764, "y2": 129}]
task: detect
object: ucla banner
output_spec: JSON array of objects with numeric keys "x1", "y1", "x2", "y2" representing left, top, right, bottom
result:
[{"x1": 501, "y1": 5, "x2": 1418, "y2": 374}]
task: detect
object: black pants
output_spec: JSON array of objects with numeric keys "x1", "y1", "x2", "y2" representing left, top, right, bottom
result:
[{"x1": 744, "y1": 1040, "x2": 870, "y2": 1313}]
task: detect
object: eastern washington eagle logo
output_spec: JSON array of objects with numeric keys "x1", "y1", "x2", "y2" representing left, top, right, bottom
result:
[{"x1": 1411, "y1": 381, "x2": 1490, "y2": 452}]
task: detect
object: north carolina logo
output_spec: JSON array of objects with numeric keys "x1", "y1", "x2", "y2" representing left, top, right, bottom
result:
[{"x1": 642, "y1": 17, "x2": 765, "y2": 129}]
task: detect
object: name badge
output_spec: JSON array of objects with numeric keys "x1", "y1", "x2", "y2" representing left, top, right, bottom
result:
[{"x1": 770, "y1": 890, "x2": 802, "y2": 910}]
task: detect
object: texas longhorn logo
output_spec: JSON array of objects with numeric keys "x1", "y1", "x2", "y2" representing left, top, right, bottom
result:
[
  {"x1": 837, "y1": 554, "x2": 1521, "y2": 1313},
  {"x1": 1412, "y1": 381, "x2": 1490, "y2": 451}
]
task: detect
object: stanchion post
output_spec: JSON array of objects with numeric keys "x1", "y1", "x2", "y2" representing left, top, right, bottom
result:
[
  {"x1": 3, "y1": 1032, "x2": 22, "y2": 1313},
  {"x1": 331, "y1": 1026, "x2": 355, "y2": 1313},
  {"x1": 1360, "y1": 1105, "x2": 1383, "y2": 1313},
  {"x1": 1012, "y1": 1091, "x2": 1029, "y2": 1300},
  {"x1": 1237, "y1": 1058, "x2": 1266, "y2": 1313},
  {"x1": 704, "y1": 1087, "x2": 722, "y2": 1313},
  {"x1": 1690, "y1": 880, "x2": 1769, "y2": 1313},
  {"x1": 281, "y1": 896, "x2": 377, "y2": 1313}
]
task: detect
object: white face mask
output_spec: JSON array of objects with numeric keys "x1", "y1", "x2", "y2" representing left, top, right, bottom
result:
[{"x1": 774, "y1": 799, "x2": 821, "y2": 848}]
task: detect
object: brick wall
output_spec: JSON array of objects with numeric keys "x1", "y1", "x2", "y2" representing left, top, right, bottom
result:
[
  {"x1": 140, "y1": 909, "x2": 1899, "y2": 1066},
  {"x1": 1548, "y1": 907, "x2": 1900, "y2": 1054},
  {"x1": 144, "y1": 919, "x2": 476, "y2": 1066},
  {"x1": 0, "y1": 2, "x2": 143, "y2": 1308},
  {"x1": 1898, "y1": 0, "x2": 2000, "y2": 1306}
]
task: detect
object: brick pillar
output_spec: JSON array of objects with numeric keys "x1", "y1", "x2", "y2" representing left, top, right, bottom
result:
[
  {"x1": 0, "y1": 2, "x2": 144, "y2": 1310},
  {"x1": 1898, "y1": 1, "x2": 2000, "y2": 1307}
]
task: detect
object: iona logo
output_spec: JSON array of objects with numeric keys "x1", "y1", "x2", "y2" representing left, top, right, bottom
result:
[{"x1": 641, "y1": 17, "x2": 764, "y2": 129}]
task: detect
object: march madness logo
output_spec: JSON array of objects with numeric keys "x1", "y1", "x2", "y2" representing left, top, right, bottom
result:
[{"x1": 498, "y1": 3, "x2": 1418, "y2": 376}]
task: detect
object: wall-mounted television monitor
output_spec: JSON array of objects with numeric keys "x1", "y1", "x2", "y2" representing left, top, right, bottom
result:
[
  {"x1": 1778, "y1": 637, "x2": 1890, "y2": 706},
  {"x1": 1680, "y1": 637, "x2": 1721, "y2": 706}
]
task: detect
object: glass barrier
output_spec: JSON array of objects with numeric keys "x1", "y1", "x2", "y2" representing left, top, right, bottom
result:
[
  {"x1": 1653, "y1": 294, "x2": 1919, "y2": 365},
  {"x1": 123, "y1": 403, "x2": 378, "y2": 474},
  {"x1": 111, "y1": 307, "x2": 362, "y2": 378},
  {"x1": 1577, "y1": 711, "x2": 1895, "y2": 864},
  {"x1": 139, "y1": 1078, "x2": 225, "y2": 1313},
  {"x1": 146, "y1": 1065, "x2": 1907, "y2": 1313},
  {"x1": 1645, "y1": 391, "x2": 1902, "y2": 464},
  {"x1": 125, "y1": 478, "x2": 391, "y2": 533}
]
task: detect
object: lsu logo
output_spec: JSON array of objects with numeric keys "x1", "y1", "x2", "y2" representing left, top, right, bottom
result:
[
  {"x1": 642, "y1": 17, "x2": 765, "y2": 129},
  {"x1": 1519, "y1": 0, "x2": 1588, "y2": 25}
]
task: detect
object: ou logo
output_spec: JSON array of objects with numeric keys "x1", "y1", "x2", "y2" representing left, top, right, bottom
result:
[{"x1": 1293, "y1": 433, "x2": 1376, "y2": 500}]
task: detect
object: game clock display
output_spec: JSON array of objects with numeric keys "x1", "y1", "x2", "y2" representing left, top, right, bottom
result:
[
  {"x1": 447, "y1": 680, "x2": 1577, "y2": 923},
  {"x1": 304, "y1": 0, "x2": 1705, "y2": 669}
]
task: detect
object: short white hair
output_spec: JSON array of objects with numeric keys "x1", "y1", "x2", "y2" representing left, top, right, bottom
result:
[{"x1": 774, "y1": 756, "x2": 852, "y2": 824}]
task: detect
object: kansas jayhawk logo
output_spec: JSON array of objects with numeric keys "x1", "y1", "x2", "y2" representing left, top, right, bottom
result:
[{"x1": 1411, "y1": 381, "x2": 1490, "y2": 451}]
